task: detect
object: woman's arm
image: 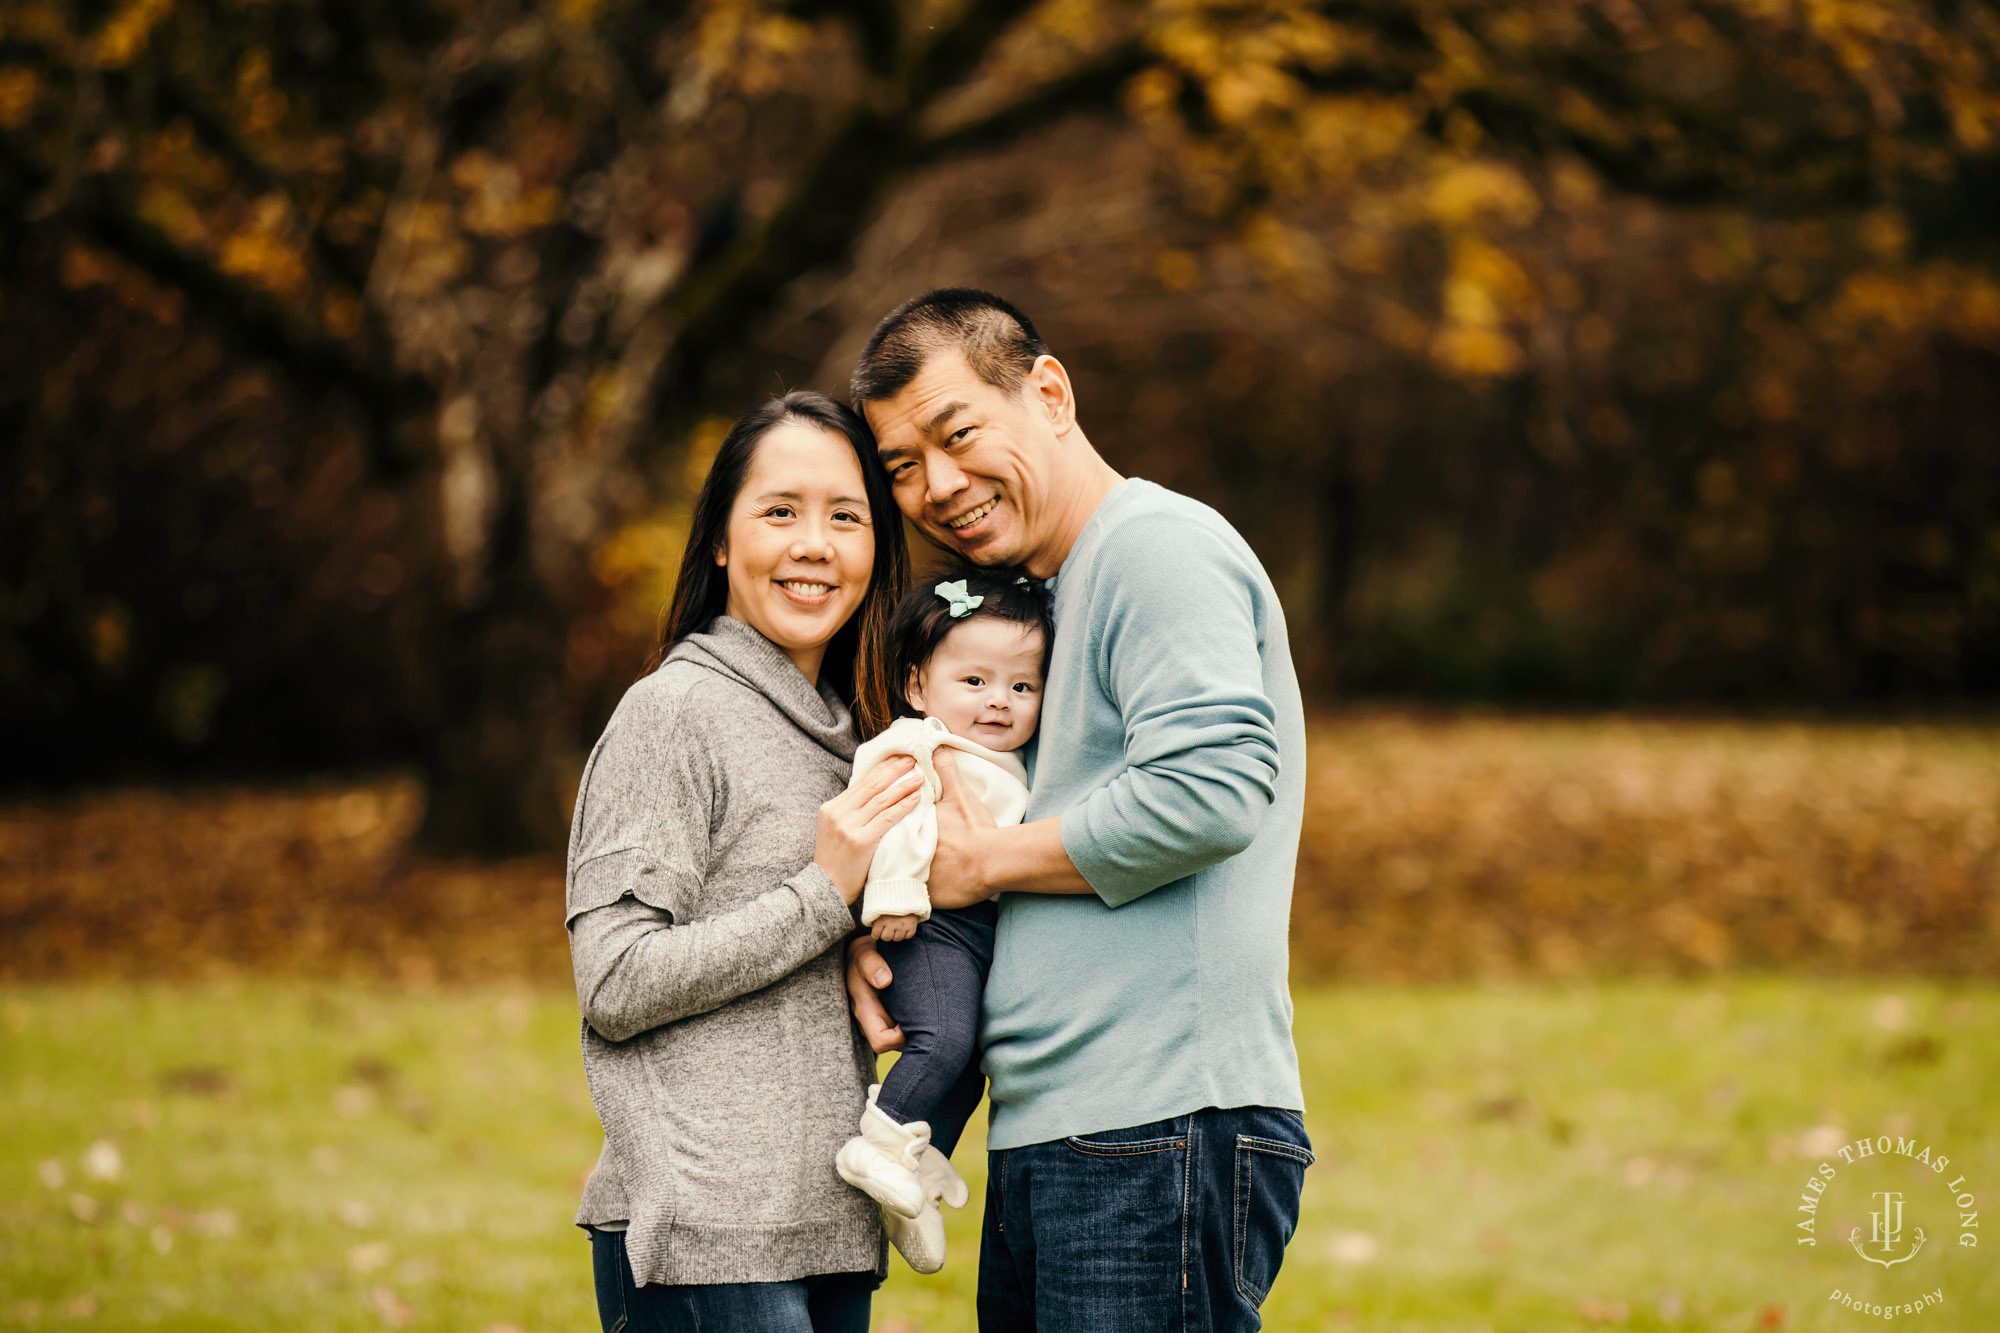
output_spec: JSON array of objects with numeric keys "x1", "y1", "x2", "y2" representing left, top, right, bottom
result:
[
  {"x1": 565, "y1": 684, "x2": 921, "y2": 1042},
  {"x1": 570, "y1": 864, "x2": 852, "y2": 1042}
]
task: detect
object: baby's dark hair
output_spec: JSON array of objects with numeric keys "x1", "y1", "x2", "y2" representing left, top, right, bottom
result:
[{"x1": 887, "y1": 564, "x2": 1055, "y2": 718}]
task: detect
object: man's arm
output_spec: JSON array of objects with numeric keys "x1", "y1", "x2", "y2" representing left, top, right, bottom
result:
[
  {"x1": 1044, "y1": 514, "x2": 1281, "y2": 907},
  {"x1": 926, "y1": 515, "x2": 1281, "y2": 910},
  {"x1": 926, "y1": 757, "x2": 1091, "y2": 908}
]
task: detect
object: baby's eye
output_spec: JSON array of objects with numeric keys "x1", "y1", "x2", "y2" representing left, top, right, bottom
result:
[
  {"x1": 963, "y1": 676, "x2": 984, "y2": 688},
  {"x1": 1012, "y1": 682, "x2": 1036, "y2": 694}
]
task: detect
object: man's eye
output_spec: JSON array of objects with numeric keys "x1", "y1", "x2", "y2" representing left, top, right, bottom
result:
[
  {"x1": 949, "y1": 427, "x2": 972, "y2": 445},
  {"x1": 891, "y1": 462, "x2": 916, "y2": 479}
]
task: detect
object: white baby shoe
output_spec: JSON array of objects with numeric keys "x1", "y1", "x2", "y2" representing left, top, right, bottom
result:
[
  {"x1": 882, "y1": 1197, "x2": 947, "y2": 1274},
  {"x1": 834, "y1": 1084, "x2": 930, "y2": 1219},
  {"x1": 916, "y1": 1144, "x2": 970, "y2": 1210}
]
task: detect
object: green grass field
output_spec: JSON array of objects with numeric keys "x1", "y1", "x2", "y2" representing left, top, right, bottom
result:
[{"x1": 4, "y1": 980, "x2": 1996, "y2": 1332}]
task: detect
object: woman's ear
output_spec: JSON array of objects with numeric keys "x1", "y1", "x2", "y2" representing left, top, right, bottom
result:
[
  {"x1": 904, "y1": 666, "x2": 927, "y2": 715},
  {"x1": 712, "y1": 541, "x2": 727, "y2": 568}
]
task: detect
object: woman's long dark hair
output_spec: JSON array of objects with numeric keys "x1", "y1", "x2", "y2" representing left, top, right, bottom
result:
[{"x1": 642, "y1": 390, "x2": 909, "y2": 738}]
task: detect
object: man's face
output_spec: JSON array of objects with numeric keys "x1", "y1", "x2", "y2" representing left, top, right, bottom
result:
[{"x1": 865, "y1": 349, "x2": 1063, "y2": 570}]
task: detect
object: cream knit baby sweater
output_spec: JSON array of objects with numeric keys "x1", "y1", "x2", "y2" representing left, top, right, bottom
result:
[{"x1": 851, "y1": 715, "x2": 1030, "y2": 926}]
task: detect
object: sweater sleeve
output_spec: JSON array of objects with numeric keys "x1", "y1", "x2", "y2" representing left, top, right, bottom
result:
[
  {"x1": 564, "y1": 685, "x2": 854, "y2": 1042},
  {"x1": 1057, "y1": 514, "x2": 1282, "y2": 908}
]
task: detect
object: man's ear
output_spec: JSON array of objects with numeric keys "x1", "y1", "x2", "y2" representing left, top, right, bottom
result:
[
  {"x1": 904, "y1": 666, "x2": 927, "y2": 715},
  {"x1": 1025, "y1": 354, "x2": 1076, "y2": 436}
]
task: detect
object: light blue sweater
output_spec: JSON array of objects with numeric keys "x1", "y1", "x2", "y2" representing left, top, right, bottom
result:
[{"x1": 980, "y1": 478, "x2": 1307, "y2": 1150}]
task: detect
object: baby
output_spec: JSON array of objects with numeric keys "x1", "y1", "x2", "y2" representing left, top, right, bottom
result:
[{"x1": 833, "y1": 565, "x2": 1051, "y2": 1273}]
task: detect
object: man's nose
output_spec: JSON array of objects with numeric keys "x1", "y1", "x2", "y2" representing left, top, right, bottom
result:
[{"x1": 924, "y1": 454, "x2": 969, "y2": 505}]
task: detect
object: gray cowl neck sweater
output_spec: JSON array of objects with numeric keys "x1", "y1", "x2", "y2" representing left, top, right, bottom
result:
[{"x1": 565, "y1": 615, "x2": 883, "y2": 1287}]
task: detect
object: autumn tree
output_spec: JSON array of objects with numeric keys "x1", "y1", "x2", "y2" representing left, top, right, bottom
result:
[{"x1": 4, "y1": 0, "x2": 1995, "y2": 846}]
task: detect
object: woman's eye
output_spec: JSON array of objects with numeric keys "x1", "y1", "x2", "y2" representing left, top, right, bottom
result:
[
  {"x1": 768, "y1": 505, "x2": 794, "y2": 519},
  {"x1": 834, "y1": 509, "x2": 861, "y2": 524}
]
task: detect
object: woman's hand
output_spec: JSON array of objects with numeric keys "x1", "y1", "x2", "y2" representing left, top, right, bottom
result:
[{"x1": 814, "y1": 756, "x2": 922, "y2": 904}]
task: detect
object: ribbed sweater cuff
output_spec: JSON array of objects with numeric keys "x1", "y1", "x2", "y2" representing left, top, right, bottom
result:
[
  {"x1": 788, "y1": 862, "x2": 858, "y2": 941},
  {"x1": 860, "y1": 878, "x2": 931, "y2": 925}
]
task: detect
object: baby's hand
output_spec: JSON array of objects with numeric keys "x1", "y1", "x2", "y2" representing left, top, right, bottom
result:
[{"x1": 871, "y1": 914, "x2": 921, "y2": 942}]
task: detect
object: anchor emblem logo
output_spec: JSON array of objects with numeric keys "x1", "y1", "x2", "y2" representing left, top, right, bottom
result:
[{"x1": 1849, "y1": 1191, "x2": 1926, "y2": 1268}]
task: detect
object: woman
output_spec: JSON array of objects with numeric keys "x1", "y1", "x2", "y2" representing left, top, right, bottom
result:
[{"x1": 565, "y1": 390, "x2": 917, "y2": 1332}]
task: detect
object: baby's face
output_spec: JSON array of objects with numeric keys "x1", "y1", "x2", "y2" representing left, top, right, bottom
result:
[{"x1": 908, "y1": 618, "x2": 1045, "y2": 752}]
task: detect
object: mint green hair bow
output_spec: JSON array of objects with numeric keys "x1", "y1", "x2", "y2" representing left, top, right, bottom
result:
[{"x1": 935, "y1": 579, "x2": 984, "y2": 618}]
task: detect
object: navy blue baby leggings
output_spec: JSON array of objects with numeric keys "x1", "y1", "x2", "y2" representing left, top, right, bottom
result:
[{"x1": 872, "y1": 899, "x2": 997, "y2": 1157}]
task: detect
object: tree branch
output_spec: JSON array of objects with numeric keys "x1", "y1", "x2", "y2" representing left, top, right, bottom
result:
[
  {"x1": 910, "y1": 40, "x2": 1151, "y2": 167},
  {"x1": 0, "y1": 129, "x2": 428, "y2": 474},
  {"x1": 621, "y1": 0, "x2": 1130, "y2": 453},
  {"x1": 149, "y1": 67, "x2": 375, "y2": 294}
]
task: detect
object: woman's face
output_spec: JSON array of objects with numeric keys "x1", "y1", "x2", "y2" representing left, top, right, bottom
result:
[{"x1": 715, "y1": 421, "x2": 877, "y2": 684}]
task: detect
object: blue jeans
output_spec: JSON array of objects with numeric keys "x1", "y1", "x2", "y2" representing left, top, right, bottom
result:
[
  {"x1": 977, "y1": 1106, "x2": 1313, "y2": 1332},
  {"x1": 588, "y1": 1226, "x2": 873, "y2": 1333}
]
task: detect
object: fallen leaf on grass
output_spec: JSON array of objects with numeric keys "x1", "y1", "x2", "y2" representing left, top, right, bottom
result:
[
  {"x1": 81, "y1": 1139, "x2": 122, "y2": 1181},
  {"x1": 368, "y1": 1285, "x2": 413, "y2": 1327},
  {"x1": 189, "y1": 1208, "x2": 237, "y2": 1237},
  {"x1": 349, "y1": 1241, "x2": 393, "y2": 1273},
  {"x1": 1756, "y1": 1306, "x2": 1786, "y2": 1329},
  {"x1": 1326, "y1": 1231, "x2": 1379, "y2": 1264}
]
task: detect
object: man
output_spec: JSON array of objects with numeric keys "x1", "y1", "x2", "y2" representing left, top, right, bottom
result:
[{"x1": 847, "y1": 289, "x2": 1311, "y2": 1331}]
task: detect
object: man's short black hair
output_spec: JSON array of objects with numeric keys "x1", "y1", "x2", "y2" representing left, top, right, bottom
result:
[{"x1": 850, "y1": 288, "x2": 1049, "y2": 405}]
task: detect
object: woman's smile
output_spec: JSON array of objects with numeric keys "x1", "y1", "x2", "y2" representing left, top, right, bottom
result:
[{"x1": 776, "y1": 577, "x2": 838, "y2": 606}]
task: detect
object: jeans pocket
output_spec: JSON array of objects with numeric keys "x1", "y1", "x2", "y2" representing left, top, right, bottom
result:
[{"x1": 1232, "y1": 1135, "x2": 1313, "y2": 1307}]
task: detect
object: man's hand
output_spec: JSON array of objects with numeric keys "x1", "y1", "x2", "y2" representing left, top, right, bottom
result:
[
  {"x1": 927, "y1": 749, "x2": 1000, "y2": 910},
  {"x1": 845, "y1": 935, "x2": 904, "y2": 1053}
]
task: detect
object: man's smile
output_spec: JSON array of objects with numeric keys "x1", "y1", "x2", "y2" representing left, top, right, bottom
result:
[{"x1": 944, "y1": 498, "x2": 998, "y2": 532}]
